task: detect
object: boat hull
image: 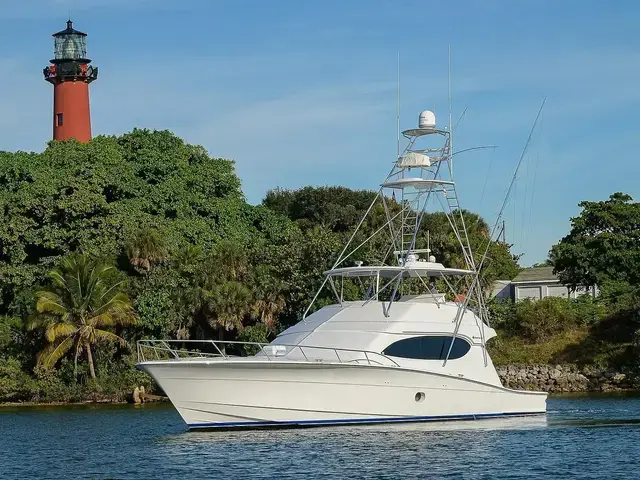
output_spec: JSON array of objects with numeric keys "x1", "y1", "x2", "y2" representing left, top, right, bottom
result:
[{"x1": 138, "y1": 360, "x2": 547, "y2": 429}]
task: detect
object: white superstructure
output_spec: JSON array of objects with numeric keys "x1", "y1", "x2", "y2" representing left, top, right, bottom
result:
[{"x1": 137, "y1": 108, "x2": 547, "y2": 429}]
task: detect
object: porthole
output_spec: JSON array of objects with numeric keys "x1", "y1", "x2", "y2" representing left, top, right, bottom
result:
[{"x1": 415, "y1": 392, "x2": 425, "y2": 402}]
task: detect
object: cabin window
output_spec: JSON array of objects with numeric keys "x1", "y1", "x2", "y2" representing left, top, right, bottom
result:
[
  {"x1": 56, "y1": 113, "x2": 64, "y2": 126},
  {"x1": 382, "y1": 335, "x2": 471, "y2": 360}
]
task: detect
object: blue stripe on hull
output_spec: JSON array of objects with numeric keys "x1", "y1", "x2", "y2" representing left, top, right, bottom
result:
[{"x1": 187, "y1": 411, "x2": 545, "y2": 430}]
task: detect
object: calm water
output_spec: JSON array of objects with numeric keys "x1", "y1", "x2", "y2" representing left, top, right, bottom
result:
[{"x1": 1, "y1": 394, "x2": 639, "y2": 479}]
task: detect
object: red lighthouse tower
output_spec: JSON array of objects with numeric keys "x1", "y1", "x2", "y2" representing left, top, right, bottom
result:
[{"x1": 43, "y1": 20, "x2": 98, "y2": 143}]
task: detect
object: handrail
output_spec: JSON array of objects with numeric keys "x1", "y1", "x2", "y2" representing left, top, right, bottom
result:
[{"x1": 136, "y1": 339, "x2": 400, "y2": 368}]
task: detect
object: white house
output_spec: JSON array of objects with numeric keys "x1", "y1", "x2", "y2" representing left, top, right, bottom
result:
[{"x1": 491, "y1": 266, "x2": 598, "y2": 302}]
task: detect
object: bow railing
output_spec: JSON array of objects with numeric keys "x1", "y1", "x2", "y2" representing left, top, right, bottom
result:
[{"x1": 136, "y1": 339, "x2": 400, "y2": 368}]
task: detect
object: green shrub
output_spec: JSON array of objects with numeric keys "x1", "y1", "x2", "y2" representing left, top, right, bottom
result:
[
  {"x1": 515, "y1": 297, "x2": 576, "y2": 341},
  {"x1": 571, "y1": 295, "x2": 608, "y2": 326},
  {"x1": 488, "y1": 299, "x2": 517, "y2": 334},
  {"x1": 237, "y1": 323, "x2": 271, "y2": 355},
  {"x1": 488, "y1": 295, "x2": 609, "y2": 343},
  {"x1": 0, "y1": 358, "x2": 37, "y2": 402}
]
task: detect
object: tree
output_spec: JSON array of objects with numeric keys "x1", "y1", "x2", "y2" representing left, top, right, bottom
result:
[
  {"x1": 550, "y1": 193, "x2": 640, "y2": 289},
  {"x1": 201, "y1": 282, "x2": 253, "y2": 342},
  {"x1": 261, "y1": 187, "x2": 521, "y2": 320},
  {"x1": 250, "y1": 265, "x2": 286, "y2": 330},
  {"x1": 0, "y1": 129, "x2": 247, "y2": 313},
  {"x1": 27, "y1": 253, "x2": 137, "y2": 378},
  {"x1": 126, "y1": 227, "x2": 169, "y2": 273},
  {"x1": 263, "y1": 186, "x2": 378, "y2": 232},
  {"x1": 194, "y1": 242, "x2": 254, "y2": 344}
]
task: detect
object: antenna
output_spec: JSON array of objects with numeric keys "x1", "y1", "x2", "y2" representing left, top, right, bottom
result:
[
  {"x1": 443, "y1": 98, "x2": 546, "y2": 367},
  {"x1": 396, "y1": 50, "x2": 400, "y2": 159},
  {"x1": 448, "y1": 44, "x2": 453, "y2": 177},
  {"x1": 482, "y1": 100, "x2": 546, "y2": 265}
]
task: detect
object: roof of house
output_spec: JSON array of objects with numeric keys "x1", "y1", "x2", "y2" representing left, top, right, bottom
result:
[{"x1": 512, "y1": 265, "x2": 559, "y2": 283}]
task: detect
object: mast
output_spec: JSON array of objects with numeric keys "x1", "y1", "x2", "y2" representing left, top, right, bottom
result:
[
  {"x1": 448, "y1": 44, "x2": 453, "y2": 178},
  {"x1": 396, "y1": 50, "x2": 400, "y2": 160}
]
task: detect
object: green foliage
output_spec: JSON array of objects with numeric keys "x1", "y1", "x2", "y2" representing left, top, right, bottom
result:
[
  {"x1": 0, "y1": 129, "x2": 245, "y2": 312},
  {"x1": 550, "y1": 192, "x2": 640, "y2": 288},
  {"x1": 545, "y1": 191, "x2": 640, "y2": 368},
  {"x1": 264, "y1": 187, "x2": 521, "y2": 319},
  {"x1": 488, "y1": 329, "x2": 589, "y2": 366},
  {"x1": 489, "y1": 296, "x2": 608, "y2": 342},
  {"x1": 488, "y1": 294, "x2": 636, "y2": 368},
  {"x1": 131, "y1": 266, "x2": 195, "y2": 340},
  {"x1": 27, "y1": 253, "x2": 137, "y2": 378},
  {"x1": 126, "y1": 227, "x2": 169, "y2": 273},
  {"x1": 552, "y1": 315, "x2": 638, "y2": 368},
  {"x1": 237, "y1": 323, "x2": 271, "y2": 355},
  {"x1": 598, "y1": 281, "x2": 640, "y2": 314},
  {"x1": 487, "y1": 298, "x2": 518, "y2": 332},
  {"x1": 0, "y1": 316, "x2": 21, "y2": 351},
  {"x1": 263, "y1": 186, "x2": 378, "y2": 232},
  {"x1": 514, "y1": 297, "x2": 579, "y2": 342},
  {"x1": 415, "y1": 210, "x2": 521, "y2": 287},
  {"x1": 0, "y1": 358, "x2": 37, "y2": 402}
]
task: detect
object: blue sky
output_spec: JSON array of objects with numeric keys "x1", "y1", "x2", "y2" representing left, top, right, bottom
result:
[{"x1": 2, "y1": 0, "x2": 640, "y2": 265}]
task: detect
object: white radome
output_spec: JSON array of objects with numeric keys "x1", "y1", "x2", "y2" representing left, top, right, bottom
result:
[{"x1": 418, "y1": 110, "x2": 436, "y2": 129}]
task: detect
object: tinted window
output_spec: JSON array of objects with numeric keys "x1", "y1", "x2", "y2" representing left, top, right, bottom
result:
[{"x1": 382, "y1": 335, "x2": 471, "y2": 360}]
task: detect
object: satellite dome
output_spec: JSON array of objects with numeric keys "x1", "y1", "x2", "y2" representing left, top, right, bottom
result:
[{"x1": 418, "y1": 110, "x2": 436, "y2": 130}]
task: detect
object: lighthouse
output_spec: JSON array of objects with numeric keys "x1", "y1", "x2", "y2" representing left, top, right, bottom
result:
[{"x1": 43, "y1": 20, "x2": 98, "y2": 143}]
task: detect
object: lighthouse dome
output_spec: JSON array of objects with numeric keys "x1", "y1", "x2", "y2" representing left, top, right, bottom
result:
[{"x1": 52, "y1": 20, "x2": 89, "y2": 63}]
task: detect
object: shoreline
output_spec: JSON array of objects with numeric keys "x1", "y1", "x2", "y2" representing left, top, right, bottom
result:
[
  {"x1": 3, "y1": 364, "x2": 639, "y2": 408},
  {"x1": 0, "y1": 398, "x2": 170, "y2": 408},
  {"x1": 497, "y1": 364, "x2": 640, "y2": 393}
]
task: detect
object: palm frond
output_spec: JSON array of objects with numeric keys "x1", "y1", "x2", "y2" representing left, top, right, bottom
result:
[
  {"x1": 45, "y1": 322, "x2": 77, "y2": 342},
  {"x1": 37, "y1": 337, "x2": 74, "y2": 368},
  {"x1": 95, "y1": 279, "x2": 128, "y2": 306},
  {"x1": 87, "y1": 308, "x2": 136, "y2": 328},
  {"x1": 49, "y1": 269, "x2": 68, "y2": 290},
  {"x1": 26, "y1": 314, "x2": 53, "y2": 331},
  {"x1": 93, "y1": 329, "x2": 128, "y2": 347},
  {"x1": 83, "y1": 264, "x2": 114, "y2": 311},
  {"x1": 75, "y1": 261, "x2": 84, "y2": 308},
  {"x1": 35, "y1": 290, "x2": 67, "y2": 315}
]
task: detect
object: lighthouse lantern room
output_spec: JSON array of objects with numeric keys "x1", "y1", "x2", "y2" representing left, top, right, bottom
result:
[{"x1": 43, "y1": 20, "x2": 98, "y2": 143}]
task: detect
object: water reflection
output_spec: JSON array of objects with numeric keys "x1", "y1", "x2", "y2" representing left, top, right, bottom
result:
[{"x1": 163, "y1": 414, "x2": 550, "y2": 446}]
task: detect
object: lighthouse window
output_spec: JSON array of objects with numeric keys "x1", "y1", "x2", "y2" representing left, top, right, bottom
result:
[
  {"x1": 382, "y1": 335, "x2": 471, "y2": 360},
  {"x1": 54, "y1": 34, "x2": 87, "y2": 60},
  {"x1": 56, "y1": 113, "x2": 64, "y2": 126}
]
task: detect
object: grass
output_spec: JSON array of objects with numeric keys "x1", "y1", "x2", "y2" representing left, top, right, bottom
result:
[
  {"x1": 489, "y1": 325, "x2": 638, "y2": 369},
  {"x1": 488, "y1": 328, "x2": 589, "y2": 366}
]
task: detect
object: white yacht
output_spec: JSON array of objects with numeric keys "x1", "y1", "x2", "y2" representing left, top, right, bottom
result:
[{"x1": 137, "y1": 110, "x2": 547, "y2": 429}]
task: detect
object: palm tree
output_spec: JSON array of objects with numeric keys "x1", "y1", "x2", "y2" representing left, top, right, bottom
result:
[
  {"x1": 28, "y1": 253, "x2": 137, "y2": 379},
  {"x1": 172, "y1": 244, "x2": 204, "y2": 271},
  {"x1": 195, "y1": 245, "x2": 253, "y2": 350},
  {"x1": 250, "y1": 265, "x2": 286, "y2": 331},
  {"x1": 125, "y1": 227, "x2": 168, "y2": 273},
  {"x1": 200, "y1": 281, "x2": 253, "y2": 351}
]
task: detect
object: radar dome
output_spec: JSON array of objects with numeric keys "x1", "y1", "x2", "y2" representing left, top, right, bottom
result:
[{"x1": 418, "y1": 110, "x2": 436, "y2": 130}]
